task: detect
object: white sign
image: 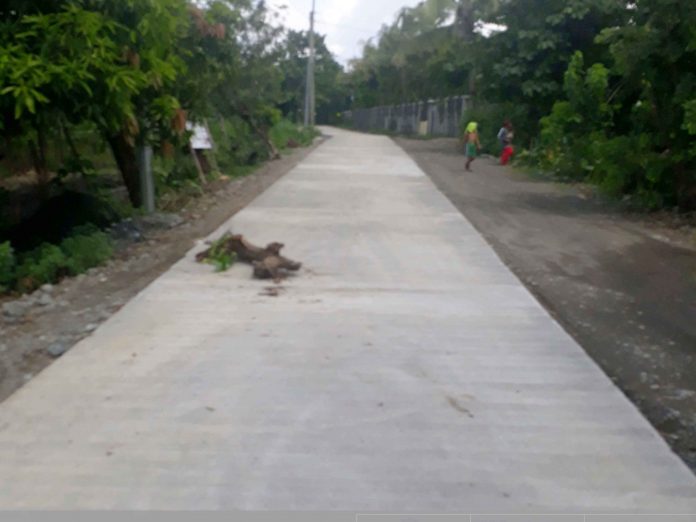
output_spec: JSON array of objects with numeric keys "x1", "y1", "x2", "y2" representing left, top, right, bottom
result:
[{"x1": 187, "y1": 122, "x2": 213, "y2": 150}]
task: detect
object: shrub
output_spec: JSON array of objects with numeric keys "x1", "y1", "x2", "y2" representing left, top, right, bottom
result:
[
  {"x1": 209, "y1": 115, "x2": 268, "y2": 171},
  {"x1": 60, "y1": 229, "x2": 113, "y2": 275},
  {"x1": 15, "y1": 244, "x2": 70, "y2": 292},
  {"x1": 270, "y1": 120, "x2": 318, "y2": 151},
  {"x1": 0, "y1": 241, "x2": 16, "y2": 292},
  {"x1": 11, "y1": 228, "x2": 113, "y2": 293}
]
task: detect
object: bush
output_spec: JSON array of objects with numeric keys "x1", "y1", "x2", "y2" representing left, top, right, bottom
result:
[
  {"x1": 269, "y1": 120, "x2": 318, "y2": 151},
  {"x1": 0, "y1": 241, "x2": 16, "y2": 292},
  {"x1": 209, "y1": 115, "x2": 269, "y2": 172},
  {"x1": 60, "y1": 229, "x2": 113, "y2": 275},
  {"x1": 12, "y1": 228, "x2": 113, "y2": 292},
  {"x1": 15, "y1": 244, "x2": 70, "y2": 292}
]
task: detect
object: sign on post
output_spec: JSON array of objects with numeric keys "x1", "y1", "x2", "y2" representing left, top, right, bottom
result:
[{"x1": 187, "y1": 123, "x2": 213, "y2": 150}]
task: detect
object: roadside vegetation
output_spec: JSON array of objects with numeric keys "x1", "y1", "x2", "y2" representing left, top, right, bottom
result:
[
  {"x1": 0, "y1": 1, "x2": 345, "y2": 296},
  {"x1": 345, "y1": 0, "x2": 696, "y2": 211}
]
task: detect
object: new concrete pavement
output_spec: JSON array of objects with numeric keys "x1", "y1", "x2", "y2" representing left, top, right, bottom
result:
[{"x1": 0, "y1": 128, "x2": 694, "y2": 511}]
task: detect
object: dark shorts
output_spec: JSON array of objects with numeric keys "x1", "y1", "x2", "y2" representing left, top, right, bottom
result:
[{"x1": 466, "y1": 143, "x2": 477, "y2": 158}]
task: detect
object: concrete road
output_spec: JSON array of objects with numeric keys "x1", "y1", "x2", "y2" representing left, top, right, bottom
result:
[
  {"x1": 396, "y1": 136, "x2": 696, "y2": 470},
  {"x1": 0, "y1": 128, "x2": 694, "y2": 511}
]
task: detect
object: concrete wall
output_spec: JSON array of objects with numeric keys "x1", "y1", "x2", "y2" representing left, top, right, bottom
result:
[{"x1": 344, "y1": 95, "x2": 471, "y2": 137}]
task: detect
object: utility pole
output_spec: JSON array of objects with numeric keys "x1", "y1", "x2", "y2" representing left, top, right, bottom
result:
[{"x1": 304, "y1": 0, "x2": 316, "y2": 127}]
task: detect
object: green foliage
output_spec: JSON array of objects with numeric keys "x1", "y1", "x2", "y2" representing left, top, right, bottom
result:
[
  {"x1": 345, "y1": 0, "x2": 493, "y2": 107},
  {"x1": 209, "y1": 116, "x2": 269, "y2": 172},
  {"x1": 153, "y1": 151, "x2": 200, "y2": 191},
  {"x1": 11, "y1": 228, "x2": 112, "y2": 292},
  {"x1": 60, "y1": 228, "x2": 113, "y2": 276},
  {"x1": 269, "y1": 120, "x2": 318, "y2": 150},
  {"x1": 535, "y1": 51, "x2": 614, "y2": 179},
  {"x1": 348, "y1": 0, "x2": 696, "y2": 209},
  {"x1": 278, "y1": 30, "x2": 350, "y2": 124},
  {"x1": 15, "y1": 243, "x2": 69, "y2": 292},
  {"x1": 201, "y1": 237, "x2": 237, "y2": 273},
  {"x1": 0, "y1": 241, "x2": 16, "y2": 292}
]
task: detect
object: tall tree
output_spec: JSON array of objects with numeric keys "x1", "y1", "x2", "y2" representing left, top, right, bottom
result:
[{"x1": 278, "y1": 30, "x2": 348, "y2": 124}]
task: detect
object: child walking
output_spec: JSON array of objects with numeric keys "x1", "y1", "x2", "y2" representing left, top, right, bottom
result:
[
  {"x1": 497, "y1": 120, "x2": 515, "y2": 166},
  {"x1": 463, "y1": 121, "x2": 481, "y2": 171}
]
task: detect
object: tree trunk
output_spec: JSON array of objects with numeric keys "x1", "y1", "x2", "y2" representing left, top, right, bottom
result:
[
  {"x1": 107, "y1": 132, "x2": 142, "y2": 208},
  {"x1": 258, "y1": 126, "x2": 280, "y2": 160},
  {"x1": 29, "y1": 124, "x2": 50, "y2": 199},
  {"x1": 196, "y1": 233, "x2": 302, "y2": 282},
  {"x1": 189, "y1": 142, "x2": 208, "y2": 185},
  {"x1": 61, "y1": 119, "x2": 80, "y2": 161},
  {"x1": 455, "y1": 1, "x2": 475, "y2": 40},
  {"x1": 239, "y1": 111, "x2": 280, "y2": 160}
]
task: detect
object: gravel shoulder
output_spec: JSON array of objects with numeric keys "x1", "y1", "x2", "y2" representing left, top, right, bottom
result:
[
  {"x1": 0, "y1": 139, "x2": 324, "y2": 403},
  {"x1": 396, "y1": 136, "x2": 696, "y2": 471}
]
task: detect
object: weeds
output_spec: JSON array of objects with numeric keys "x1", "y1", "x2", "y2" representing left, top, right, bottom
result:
[{"x1": 200, "y1": 236, "x2": 238, "y2": 273}]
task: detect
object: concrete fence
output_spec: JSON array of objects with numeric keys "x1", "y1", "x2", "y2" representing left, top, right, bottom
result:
[{"x1": 343, "y1": 95, "x2": 471, "y2": 137}]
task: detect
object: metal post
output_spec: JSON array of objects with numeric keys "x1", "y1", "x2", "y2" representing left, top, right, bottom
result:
[
  {"x1": 137, "y1": 144, "x2": 155, "y2": 213},
  {"x1": 304, "y1": 0, "x2": 316, "y2": 127}
]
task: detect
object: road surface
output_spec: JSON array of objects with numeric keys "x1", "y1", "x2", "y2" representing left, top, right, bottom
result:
[
  {"x1": 396, "y1": 136, "x2": 696, "y2": 470},
  {"x1": 0, "y1": 128, "x2": 694, "y2": 511}
]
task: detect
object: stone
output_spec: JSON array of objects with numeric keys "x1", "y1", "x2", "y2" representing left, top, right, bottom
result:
[
  {"x1": 40, "y1": 284, "x2": 54, "y2": 293},
  {"x1": 47, "y1": 342, "x2": 69, "y2": 358},
  {"x1": 2, "y1": 300, "x2": 30, "y2": 319},
  {"x1": 85, "y1": 323, "x2": 98, "y2": 333},
  {"x1": 37, "y1": 293, "x2": 55, "y2": 307},
  {"x1": 135, "y1": 212, "x2": 184, "y2": 231},
  {"x1": 109, "y1": 219, "x2": 143, "y2": 243}
]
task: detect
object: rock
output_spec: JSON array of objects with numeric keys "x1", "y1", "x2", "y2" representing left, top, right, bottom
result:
[
  {"x1": 109, "y1": 219, "x2": 143, "y2": 243},
  {"x1": 22, "y1": 294, "x2": 37, "y2": 306},
  {"x1": 85, "y1": 323, "x2": 98, "y2": 333},
  {"x1": 37, "y1": 293, "x2": 55, "y2": 307},
  {"x1": 47, "y1": 342, "x2": 69, "y2": 358},
  {"x1": 2, "y1": 300, "x2": 30, "y2": 319},
  {"x1": 40, "y1": 284, "x2": 54, "y2": 293},
  {"x1": 135, "y1": 212, "x2": 184, "y2": 231}
]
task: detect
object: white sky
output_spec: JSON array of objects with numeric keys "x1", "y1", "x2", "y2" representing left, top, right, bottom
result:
[{"x1": 271, "y1": 0, "x2": 425, "y2": 64}]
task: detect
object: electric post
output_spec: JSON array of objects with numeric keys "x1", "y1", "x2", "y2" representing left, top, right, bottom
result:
[{"x1": 304, "y1": 0, "x2": 316, "y2": 127}]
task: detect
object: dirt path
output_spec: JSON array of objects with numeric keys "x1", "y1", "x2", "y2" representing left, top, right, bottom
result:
[
  {"x1": 0, "y1": 139, "x2": 324, "y2": 403},
  {"x1": 396, "y1": 136, "x2": 696, "y2": 471}
]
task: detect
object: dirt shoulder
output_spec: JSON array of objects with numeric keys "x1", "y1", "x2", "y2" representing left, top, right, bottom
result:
[
  {"x1": 0, "y1": 139, "x2": 324, "y2": 403},
  {"x1": 396, "y1": 136, "x2": 696, "y2": 471}
]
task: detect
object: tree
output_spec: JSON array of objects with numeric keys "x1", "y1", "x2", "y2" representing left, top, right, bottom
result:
[
  {"x1": 475, "y1": 0, "x2": 629, "y2": 138},
  {"x1": 278, "y1": 30, "x2": 348, "y2": 124},
  {"x1": 0, "y1": 4, "x2": 140, "y2": 192}
]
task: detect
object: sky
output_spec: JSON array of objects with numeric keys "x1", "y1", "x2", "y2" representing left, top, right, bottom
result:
[{"x1": 271, "y1": 0, "x2": 425, "y2": 65}]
